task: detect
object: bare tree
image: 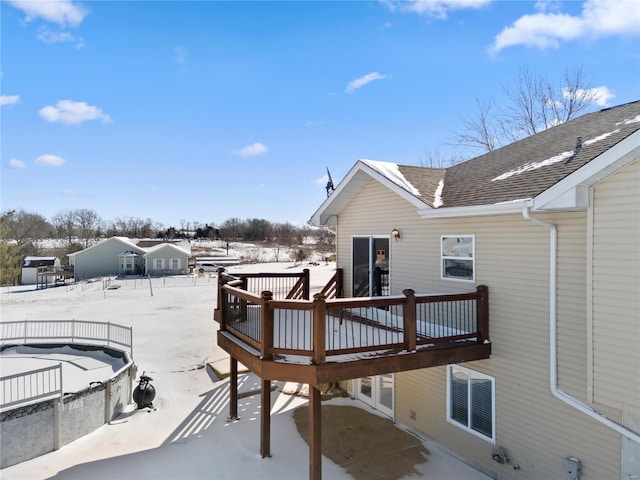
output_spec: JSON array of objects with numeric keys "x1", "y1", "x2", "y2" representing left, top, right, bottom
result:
[
  {"x1": 419, "y1": 146, "x2": 468, "y2": 167},
  {"x1": 456, "y1": 97, "x2": 500, "y2": 153},
  {"x1": 218, "y1": 218, "x2": 243, "y2": 255},
  {"x1": 51, "y1": 210, "x2": 77, "y2": 245},
  {"x1": 75, "y1": 208, "x2": 101, "y2": 248},
  {"x1": 4, "y1": 209, "x2": 50, "y2": 244},
  {"x1": 456, "y1": 65, "x2": 599, "y2": 154}
]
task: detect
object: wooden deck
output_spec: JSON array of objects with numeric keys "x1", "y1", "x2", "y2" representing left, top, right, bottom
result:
[
  {"x1": 216, "y1": 270, "x2": 490, "y2": 388},
  {"x1": 214, "y1": 268, "x2": 491, "y2": 480}
]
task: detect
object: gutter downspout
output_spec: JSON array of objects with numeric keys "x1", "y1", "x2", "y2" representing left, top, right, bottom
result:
[{"x1": 522, "y1": 207, "x2": 640, "y2": 444}]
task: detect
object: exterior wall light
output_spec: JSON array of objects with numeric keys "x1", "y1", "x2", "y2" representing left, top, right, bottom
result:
[{"x1": 391, "y1": 228, "x2": 401, "y2": 241}]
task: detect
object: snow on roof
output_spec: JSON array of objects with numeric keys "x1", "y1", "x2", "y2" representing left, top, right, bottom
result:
[
  {"x1": 143, "y1": 242, "x2": 191, "y2": 255},
  {"x1": 617, "y1": 114, "x2": 640, "y2": 125},
  {"x1": 433, "y1": 179, "x2": 444, "y2": 208},
  {"x1": 491, "y1": 128, "x2": 621, "y2": 182},
  {"x1": 361, "y1": 159, "x2": 421, "y2": 196}
]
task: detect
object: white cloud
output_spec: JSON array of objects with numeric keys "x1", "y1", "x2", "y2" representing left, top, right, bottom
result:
[
  {"x1": 232, "y1": 142, "x2": 268, "y2": 157},
  {"x1": 8, "y1": 0, "x2": 87, "y2": 27},
  {"x1": 0, "y1": 95, "x2": 20, "y2": 106},
  {"x1": 490, "y1": 0, "x2": 640, "y2": 52},
  {"x1": 35, "y1": 154, "x2": 66, "y2": 167},
  {"x1": 345, "y1": 72, "x2": 389, "y2": 94},
  {"x1": 383, "y1": 0, "x2": 491, "y2": 19},
  {"x1": 37, "y1": 27, "x2": 84, "y2": 47},
  {"x1": 9, "y1": 159, "x2": 26, "y2": 169},
  {"x1": 39, "y1": 100, "x2": 111, "y2": 125},
  {"x1": 313, "y1": 174, "x2": 329, "y2": 187},
  {"x1": 563, "y1": 86, "x2": 615, "y2": 106}
]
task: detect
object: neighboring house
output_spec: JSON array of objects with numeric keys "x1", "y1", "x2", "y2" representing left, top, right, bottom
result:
[
  {"x1": 68, "y1": 237, "x2": 191, "y2": 280},
  {"x1": 144, "y1": 243, "x2": 190, "y2": 276},
  {"x1": 21, "y1": 257, "x2": 61, "y2": 285},
  {"x1": 309, "y1": 101, "x2": 640, "y2": 479}
]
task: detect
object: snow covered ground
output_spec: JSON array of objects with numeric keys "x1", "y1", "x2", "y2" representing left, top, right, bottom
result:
[{"x1": 0, "y1": 262, "x2": 489, "y2": 480}]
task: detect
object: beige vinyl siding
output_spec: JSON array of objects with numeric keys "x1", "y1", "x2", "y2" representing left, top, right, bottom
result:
[
  {"x1": 338, "y1": 178, "x2": 620, "y2": 479},
  {"x1": 338, "y1": 180, "x2": 421, "y2": 297},
  {"x1": 592, "y1": 159, "x2": 640, "y2": 412}
]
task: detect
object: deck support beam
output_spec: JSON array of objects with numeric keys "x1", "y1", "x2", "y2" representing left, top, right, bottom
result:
[
  {"x1": 309, "y1": 385, "x2": 322, "y2": 480},
  {"x1": 228, "y1": 357, "x2": 239, "y2": 421},
  {"x1": 260, "y1": 379, "x2": 271, "y2": 458}
]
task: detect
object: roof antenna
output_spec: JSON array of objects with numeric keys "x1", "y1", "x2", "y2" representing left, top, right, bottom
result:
[
  {"x1": 325, "y1": 167, "x2": 335, "y2": 197},
  {"x1": 565, "y1": 136, "x2": 583, "y2": 164}
]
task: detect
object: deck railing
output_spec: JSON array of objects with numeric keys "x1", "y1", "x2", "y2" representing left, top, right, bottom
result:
[
  {"x1": 219, "y1": 282, "x2": 489, "y2": 364},
  {"x1": 215, "y1": 268, "x2": 316, "y2": 324}
]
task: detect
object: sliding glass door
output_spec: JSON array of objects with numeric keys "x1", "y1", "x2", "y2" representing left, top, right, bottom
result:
[{"x1": 352, "y1": 236, "x2": 390, "y2": 297}]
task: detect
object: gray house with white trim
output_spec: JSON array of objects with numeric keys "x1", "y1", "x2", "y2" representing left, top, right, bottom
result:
[
  {"x1": 144, "y1": 243, "x2": 190, "y2": 276},
  {"x1": 68, "y1": 237, "x2": 191, "y2": 280}
]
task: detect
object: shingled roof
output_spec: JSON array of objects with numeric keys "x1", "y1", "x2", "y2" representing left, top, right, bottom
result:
[
  {"x1": 310, "y1": 101, "x2": 640, "y2": 225},
  {"x1": 441, "y1": 100, "x2": 640, "y2": 207}
]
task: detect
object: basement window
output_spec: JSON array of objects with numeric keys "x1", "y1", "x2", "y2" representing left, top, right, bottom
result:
[
  {"x1": 441, "y1": 235, "x2": 475, "y2": 281},
  {"x1": 447, "y1": 365, "x2": 495, "y2": 443}
]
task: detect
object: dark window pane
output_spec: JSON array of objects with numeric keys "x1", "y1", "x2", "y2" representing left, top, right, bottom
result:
[
  {"x1": 471, "y1": 378, "x2": 492, "y2": 437},
  {"x1": 443, "y1": 259, "x2": 474, "y2": 280},
  {"x1": 450, "y1": 371, "x2": 469, "y2": 425}
]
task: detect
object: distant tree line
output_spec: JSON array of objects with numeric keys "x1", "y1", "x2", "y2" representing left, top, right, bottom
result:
[{"x1": 0, "y1": 208, "x2": 335, "y2": 285}]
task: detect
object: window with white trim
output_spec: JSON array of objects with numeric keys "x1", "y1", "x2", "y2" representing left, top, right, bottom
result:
[
  {"x1": 170, "y1": 258, "x2": 180, "y2": 269},
  {"x1": 154, "y1": 258, "x2": 164, "y2": 269},
  {"x1": 447, "y1": 365, "x2": 495, "y2": 442},
  {"x1": 441, "y1": 235, "x2": 475, "y2": 281}
]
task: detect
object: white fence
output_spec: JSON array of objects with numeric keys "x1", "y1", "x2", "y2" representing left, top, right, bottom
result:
[
  {"x1": 1, "y1": 320, "x2": 133, "y2": 355},
  {"x1": 0, "y1": 320, "x2": 133, "y2": 411},
  {"x1": 0, "y1": 364, "x2": 62, "y2": 411}
]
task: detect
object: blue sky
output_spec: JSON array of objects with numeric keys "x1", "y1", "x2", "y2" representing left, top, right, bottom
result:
[{"x1": 2, "y1": 0, "x2": 639, "y2": 229}]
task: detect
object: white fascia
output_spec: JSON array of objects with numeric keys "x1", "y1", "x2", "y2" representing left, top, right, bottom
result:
[
  {"x1": 532, "y1": 130, "x2": 640, "y2": 212},
  {"x1": 418, "y1": 199, "x2": 532, "y2": 219}
]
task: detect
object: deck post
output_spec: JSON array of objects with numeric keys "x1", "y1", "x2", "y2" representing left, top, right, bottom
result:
[
  {"x1": 260, "y1": 291, "x2": 274, "y2": 360},
  {"x1": 228, "y1": 357, "x2": 239, "y2": 421},
  {"x1": 335, "y1": 268, "x2": 344, "y2": 298},
  {"x1": 476, "y1": 285, "x2": 489, "y2": 343},
  {"x1": 403, "y1": 289, "x2": 417, "y2": 352},
  {"x1": 215, "y1": 268, "x2": 226, "y2": 325},
  {"x1": 312, "y1": 294, "x2": 326, "y2": 365},
  {"x1": 303, "y1": 268, "x2": 310, "y2": 300},
  {"x1": 309, "y1": 384, "x2": 322, "y2": 480},
  {"x1": 260, "y1": 379, "x2": 271, "y2": 458}
]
